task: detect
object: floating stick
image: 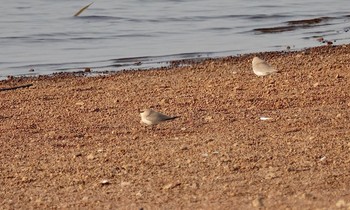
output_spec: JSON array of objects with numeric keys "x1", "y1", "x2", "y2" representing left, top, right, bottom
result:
[{"x1": 74, "y1": 2, "x2": 93, "y2": 17}]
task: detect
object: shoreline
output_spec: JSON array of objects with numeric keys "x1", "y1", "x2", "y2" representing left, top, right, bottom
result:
[
  {"x1": 0, "y1": 43, "x2": 333, "y2": 83},
  {"x1": 1, "y1": 44, "x2": 350, "y2": 209}
]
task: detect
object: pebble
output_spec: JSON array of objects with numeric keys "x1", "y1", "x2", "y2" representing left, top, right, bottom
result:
[
  {"x1": 204, "y1": 116, "x2": 214, "y2": 122},
  {"x1": 335, "y1": 199, "x2": 347, "y2": 208},
  {"x1": 120, "y1": 181, "x2": 131, "y2": 187},
  {"x1": 252, "y1": 197, "x2": 264, "y2": 208},
  {"x1": 299, "y1": 193, "x2": 315, "y2": 200},
  {"x1": 181, "y1": 145, "x2": 189, "y2": 150},
  {"x1": 7, "y1": 75, "x2": 14, "y2": 80},
  {"x1": 335, "y1": 74, "x2": 342, "y2": 79},
  {"x1": 265, "y1": 172, "x2": 277, "y2": 180},
  {"x1": 86, "y1": 154, "x2": 95, "y2": 160},
  {"x1": 84, "y1": 68, "x2": 91, "y2": 72},
  {"x1": 75, "y1": 102, "x2": 85, "y2": 106},
  {"x1": 100, "y1": 180, "x2": 110, "y2": 185},
  {"x1": 74, "y1": 152, "x2": 82, "y2": 158},
  {"x1": 316, "y1": 37, "x2": 324, "y2": 42},
  {"x1": 190, "y1": 182, "x2": 199, "y2": 189},
  {"x1": 159, "y1": 98, "x2": 169, "y2": 105},
  {"x1": 163, "y1": 183, "x2": 173, "y2": 190}
]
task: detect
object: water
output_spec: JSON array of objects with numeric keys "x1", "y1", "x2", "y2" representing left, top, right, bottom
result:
[{"x1": 1, "y1": 0, "x2": 350, "y2": 80}]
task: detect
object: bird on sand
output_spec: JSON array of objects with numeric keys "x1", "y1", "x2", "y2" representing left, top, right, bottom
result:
[
  {"x1": 139, "y1": 109, "x2": 179, "y2": 126},
  {"x1": 252, "y1": 57, "x2": 279, "y2": 76}
]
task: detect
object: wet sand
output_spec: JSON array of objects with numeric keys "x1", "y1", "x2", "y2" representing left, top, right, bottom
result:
[{"x1": 1, "y1": 45, "x2": 350, "y2": 209}]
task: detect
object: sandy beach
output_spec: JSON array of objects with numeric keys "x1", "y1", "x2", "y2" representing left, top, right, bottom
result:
[{"x1": 1, "y1": 45, "x2": 350, "y2": 209}]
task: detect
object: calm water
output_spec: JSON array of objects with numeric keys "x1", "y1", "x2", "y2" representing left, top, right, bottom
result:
[{"x1": 1, "y1": 0, "x2": 350, "y2": 79}]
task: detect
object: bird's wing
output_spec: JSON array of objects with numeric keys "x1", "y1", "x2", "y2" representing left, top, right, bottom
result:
[
  {"x1": 260, "y1": 62, "x2": 277, "y2": 73},
  {"x1": 147, "y1": 112, "x2": 171, "y2": 121}
]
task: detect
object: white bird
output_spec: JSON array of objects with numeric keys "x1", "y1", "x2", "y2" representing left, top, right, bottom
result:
[
  {"x1": 140, "y1": 109, "x2": 179, "y2": 126},
  {"x1": 252, "y1": 57, "x2": 279, "y2": 76}
]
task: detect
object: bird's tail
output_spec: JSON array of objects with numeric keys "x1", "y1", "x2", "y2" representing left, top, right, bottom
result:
[{"x1": 166, "y1": 116, "x2": 180, "y2": 121}]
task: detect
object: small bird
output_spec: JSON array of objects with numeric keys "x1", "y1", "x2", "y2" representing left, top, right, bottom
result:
[
  {"x1": 252, "y1": 57, "x2": 279, "y2": 76},
  {"x1": 139, "y1": 109, "x2": 179, "y2": 126}
]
